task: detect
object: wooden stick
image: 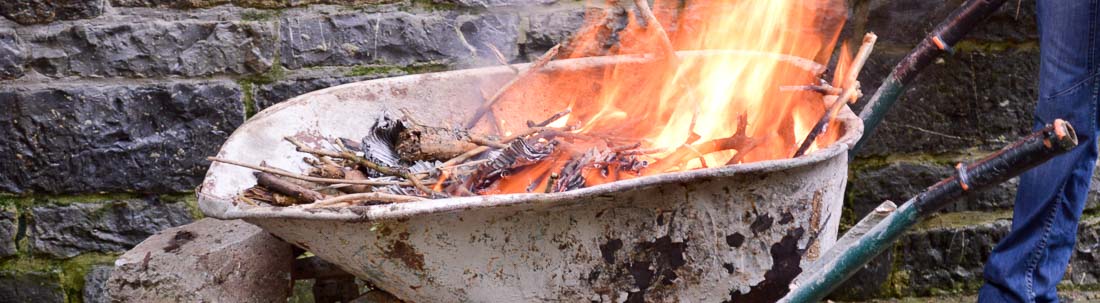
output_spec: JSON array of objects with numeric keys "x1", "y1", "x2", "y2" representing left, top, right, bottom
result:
[
  {"x1": 780, "y1": 84, "x2": 842, "y2": 95},
  {"x1": 310, "y1": 192, "x2": 427, "y2": 208},
  {"x1": 527, "y1": 109, "x2": 572, "y2": 128},
  {"x1": 632, "y1": 0, "x2": 676, "y2": 59},
  {"x1": 286, "y1": 136, "x2": 421, "y2": 185},
  {"x1": 255, "y1": 172, "x2": 325, "y2": 203},
  {"x1": 465, "y1": 44, "x2": 562, "y2": 129},
  {"x1": 468, "y1": 134, "x2": 509, "y2": 149},
  {"x1": 208, "y1": 157, "x2": 409, "y2": 186},
  {"x1": 485, "y1": 43, "x2": 519, "y2": 74},
  {"x1": 648, "y1": 114, "x2": 754, "y2": 172},
  {"x1": 793, "y1": 33, "x2": 878, "y2": 158},
  {"x1": 840, "y1": 33, "x2": 878, "y2": 102},
  {"x1": 333, "y1": 140, "x2": 445, "y2": 197},
  {"x1": 441, "y1": 146, "x2": 490, "y2": 168}
]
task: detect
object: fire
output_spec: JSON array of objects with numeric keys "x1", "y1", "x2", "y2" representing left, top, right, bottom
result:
[{"x1": 484, "y1": 0, "x2": 850, "y2": 194}]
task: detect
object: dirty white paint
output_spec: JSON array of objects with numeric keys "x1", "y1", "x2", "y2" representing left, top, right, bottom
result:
[{"x1": 198, "y1": 51, "x2": 863, "y2": 302}]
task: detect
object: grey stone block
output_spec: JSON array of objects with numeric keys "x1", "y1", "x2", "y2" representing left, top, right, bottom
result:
[
  {"x1": 858, "y1": 0, "x2": 1037, "y2": 48},
  {"x1": 0, "y1": 210, "x2": 16, "y2": 258},
  {"x1": 25, "y1": 21, "x2": 276, "y2": 78},
  {"x1": 829, "y1": 214, "x2": 1011, "y2": 300},
  {"x1": 0, "y1": 81, "x2": 244, "y2": 194},
  {"x1": 108, "y1": 219, "x2": 294, "y2": 303},
  {"x1": 848, "y1": 160, "x2": 1018, "y2": 217},
  {"x1": 110, "y1": 0, "x2": 396, "y2": 9},
  {"x1": 83, "y1": 265, "x2": 113, "y2": 303},
  {"x1": 831, "y1": 213, "x2": 1100, "y2": 300},
  {"x1": 252, "y1": 74, "x2": 398, "y2": 111},
  {"x1": 437, "y1": 0, "x2": 557, "y2": 8},
  {"x1": 279, "y1": 11, "x2": 519, "y2": 69},
  {"x1": 523, "y1": 7, "x2": 586, "y2": 58},
  {"x1": 1068, "y1": 217, "x2": 1100, "y2": 287},
  {"x1": 29, "y1": 197, "x2": 195, "y2": 258},
  {"x1": 897, "y1": 217, "x2": 1010, "y2": 297},
  {"x1": 110, "y1": 0, "x2": 229, "y2": 8},
  {"x1": 0, "y1": 271, "x2": 65, "y2": 303},
  {"x1": 0, "y1": 29, "x2": 25, "y2": 80},
  {"x1": 0, "y1": 0, "x2": 105, "y2": 25},
  {"x1": 853, "y1": 49, "x2": 1038, "y2": 156}
]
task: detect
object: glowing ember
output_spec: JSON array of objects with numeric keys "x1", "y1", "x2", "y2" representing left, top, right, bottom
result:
[{"x1": 476, "y1": 0, "x2": 851, "y2": 194}]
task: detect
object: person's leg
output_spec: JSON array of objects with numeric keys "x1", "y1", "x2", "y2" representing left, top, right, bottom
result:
[{"x1": 979, "y1": 0, "x2": 1100, "y2": 302}]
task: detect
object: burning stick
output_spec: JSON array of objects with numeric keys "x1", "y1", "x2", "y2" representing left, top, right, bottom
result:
[
  {"x1": 632, "y1": 0, "x2": 676, "y2": 59},
  {"x1": 465, "y1": 44, "x2": 562, "y2": 129},
  {"x1": 527, "y1": 109, "x2": 572, "y2": 128},
  {"x1": 649, "y1": 113, "x2": 758, "y2": 172},
  {"x1": 780, "y1": 83, "x2": 842, "y2": 95},
  {"x1": 793, "y1": 33, "x2": 878, "y2": 158}
]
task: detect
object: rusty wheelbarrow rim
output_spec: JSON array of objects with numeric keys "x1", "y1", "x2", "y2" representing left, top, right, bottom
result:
[{"x1": 197, "y1": 50, "x2": 864, "y2": 222}]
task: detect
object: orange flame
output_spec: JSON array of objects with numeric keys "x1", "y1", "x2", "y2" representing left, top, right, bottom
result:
[{"x1": 484, "y1": 0, "x2": 850, "y2": 194}]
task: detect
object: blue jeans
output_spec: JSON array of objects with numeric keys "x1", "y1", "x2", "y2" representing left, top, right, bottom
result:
[{"x1": 979, "y1": 1, "x2": 1100, "y2": 302}]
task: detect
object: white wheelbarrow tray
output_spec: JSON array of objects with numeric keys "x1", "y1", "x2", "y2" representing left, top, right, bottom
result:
[{"x1": 198, "y1": 50, "x2": 863, "y2": 302}]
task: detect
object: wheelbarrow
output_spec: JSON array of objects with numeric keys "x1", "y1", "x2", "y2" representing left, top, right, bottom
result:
[
  {"x1": 198, "y1": 0, "x2": 1071, "y2": 301},
  {"x1": 198, "y1": 50, "x2": 863, "y2": 302}
]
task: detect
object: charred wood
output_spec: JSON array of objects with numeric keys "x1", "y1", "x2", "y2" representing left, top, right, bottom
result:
[{"x1": 254, "y1": 172, "x2": 325, "y2": 203}]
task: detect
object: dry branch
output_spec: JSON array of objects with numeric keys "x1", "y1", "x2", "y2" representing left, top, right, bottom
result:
[
  {"x1": 395, "y1": 121, "x2": 482, "y2": 161},
  {"x1": 465, "y1": 44, "x2": 562, "y2": 129},
  {"x1": 527, "y1": 109, "x2": 572, "y2": 128},
  {"x1": 208, "y1": 157, "x2": 409, "y2": 186},
  {"x1": 310, "y1": 192, "x2": 427, "y2": 208},
  {"x1": 255, "y1": 172, "x2": 325, "y2": 203},
  {"x1": 632, "y1": 0, "x2": 676, "y2": 59},
  {"x1": 485, "y1": 43, "x2": 519, "y2": 74},
  {"x1": 793, "y1": 33, "x2": 878, "y2": 158},
  {"x1": 333, "y1": 140, "x2": 445, "y2": 197},
  {"x1": 649, "y1": 114, "x2": 757, "y2": 172}
]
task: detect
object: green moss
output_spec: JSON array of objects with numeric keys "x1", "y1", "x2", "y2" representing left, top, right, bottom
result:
[
  {"x1": 882, "y1": 245, "x2": 911, "y2": 297},
  {"x1": 163, "y1": 193, "x2": 204, "y2": 220},
  {"x1": 954, "y1": 39, "x2": 1040, "y2": 53},
  {"x1": 0, "y1": 193, "x2": 147, "y2": 209},
  {"x1": 345, "y1": 62, "x2": 451, "y2": 77},
  {"x1": 241, "y1": 9, "x2": 283, "y2": 22},
  {"x1": 242, "y1": 61, "x2": 286, "y2": 85},
  {"x1": 1082, "y1": 206, "x2": 1100, "y2": 221},
  {"x1": 915, "y1": 210, "x2": 1012, "y2": 231},
  {"x1": 288, "y1": 279, "x2": 316, "y2": 303},
  {"x1": 849, "y1": 152, "x2": 970, "y2": 172},
  {"x1": 59, "y1": 253, "x2": 119, "y2": 302},
  {"x1": 1059, "y1": 282, "x2": 1100, "y2": 292},
  {"x1": 0, "y1": 252, "x2": 119, "y2": 303},
  {"x1": 347, "y1": 65, "x2": 404, "y2": 77},
  {"x1": 408, "y1": 0, "x2": 458, "y2": 11},
  {"x1": 401, "y1": 62, "x2": 451, "y2": 74},
  {"x1": 239, "y1": 80, "x2": 257, "y2": 119}
]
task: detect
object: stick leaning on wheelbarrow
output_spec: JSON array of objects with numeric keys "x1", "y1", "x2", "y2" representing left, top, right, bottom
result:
[{"x1": 779, "y1": 119, "x2": 1079, "y2": 303}]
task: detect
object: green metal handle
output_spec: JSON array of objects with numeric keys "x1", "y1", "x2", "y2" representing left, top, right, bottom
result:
[{"x1": 781, "y1": 120, "x2": 1078, "y2": 303}]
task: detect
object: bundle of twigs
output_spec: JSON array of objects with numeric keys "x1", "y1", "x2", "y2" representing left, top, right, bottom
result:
[
  {"x1": 208, "y1": 107, "x2": 662, "y2": 208},
  {"x1": 208, "y1": 2, "x2": 870, "y2": 208}
]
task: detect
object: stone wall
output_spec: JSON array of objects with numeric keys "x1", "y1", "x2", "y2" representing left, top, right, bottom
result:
[
  {"x1": 0, "y1": 0, "x2": 1095, "y2": 301},
  {"x1": 0, "y1": 0, "x2": 583, "y2": 301},
  {"x1": 835, "y1": 0, "x2": 1100, "y2": 300}
]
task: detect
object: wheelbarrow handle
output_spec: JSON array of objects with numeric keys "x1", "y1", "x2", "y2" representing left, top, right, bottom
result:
[
  {"x1": 853, "y1": 0, "x2": 1011, "y2": 157},
  {"x1": 780, "y1": 119, "x2": 1078, "y2": 303}
]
